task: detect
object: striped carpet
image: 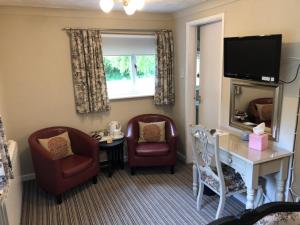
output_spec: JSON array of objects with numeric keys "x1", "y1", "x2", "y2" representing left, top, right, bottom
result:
[{"x1": 21, "y1": 163, "x2": 244, "y2": 225}]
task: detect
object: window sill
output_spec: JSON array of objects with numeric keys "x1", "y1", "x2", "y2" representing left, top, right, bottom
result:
[{"x1": 109, "y1": 94, "x2": 154, "y2": 101}]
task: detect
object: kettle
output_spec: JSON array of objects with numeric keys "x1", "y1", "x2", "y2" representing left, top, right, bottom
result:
[{"x1": 108, "y1": 121, "x2": 122, "y2": 137}]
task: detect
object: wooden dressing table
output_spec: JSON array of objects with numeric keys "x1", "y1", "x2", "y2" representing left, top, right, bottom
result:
[{"x1": 192, "y1": 133, "x2": 292, "y2": 209}]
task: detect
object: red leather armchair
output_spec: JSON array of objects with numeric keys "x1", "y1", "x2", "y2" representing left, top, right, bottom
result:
[
  {"x1": 126, "y1": 114, "x2": 178, "y2": 175},
  {"x1": 28, "y1": 127, "x2": 99, "y2": 204},
  {"x1": 248, "y1": 98, "x2": 273, "y2": 127}
]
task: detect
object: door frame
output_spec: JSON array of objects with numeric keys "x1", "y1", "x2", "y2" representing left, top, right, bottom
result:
[{"x1": 185, "y1": 13, "x2": 224, "y2": 163}]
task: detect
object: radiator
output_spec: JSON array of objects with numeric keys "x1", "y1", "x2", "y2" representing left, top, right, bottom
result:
[{"x1": 0, "y1": 140, "x2": 22, "y2": 225}]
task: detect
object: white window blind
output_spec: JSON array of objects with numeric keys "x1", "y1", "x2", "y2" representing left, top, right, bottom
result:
[
  {"x1": 102, "y1": 34, "x2": 157, "y2": 100},
  {"x1": 102, "y1": 34, "x2": 156, "y2": 56}
]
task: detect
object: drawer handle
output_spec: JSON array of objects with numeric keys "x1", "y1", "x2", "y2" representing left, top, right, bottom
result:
[{"x1": 227, "y1": 158, "x2": 232, "y2": 164}]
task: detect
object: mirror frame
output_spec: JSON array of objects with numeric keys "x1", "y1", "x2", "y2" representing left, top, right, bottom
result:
[{"x1": 229, "y1": 79, "x2": 283, "y2": 141}]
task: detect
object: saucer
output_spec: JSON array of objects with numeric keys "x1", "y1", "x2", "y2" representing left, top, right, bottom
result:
[
  {"x1": 98, "y1": 133, "x2": 124, "y2": 142},
  {"x1": 112, "y1": 132, "x2": 124, "y2": 140}
]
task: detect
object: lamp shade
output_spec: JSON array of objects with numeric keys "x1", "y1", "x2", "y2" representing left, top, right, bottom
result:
[
  {"x1": 124, "y1": 1, "x2": 137, "y2": 15},
  {"x1": 134, "y1": 0, "x2": 145, "y2": 10},
  {"x1": 99, "y1": 0, "x2": 114, "y2": 13}
]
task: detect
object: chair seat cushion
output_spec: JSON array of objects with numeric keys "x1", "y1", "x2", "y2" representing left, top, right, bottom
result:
[
  {"x1": 60, "y1": 155, "x2": 93, "y2": 178},
  {"x1": 222, "y1": 165, "x2": 246, "y2": 193},
  {"x1": 200, "y1": 164, "x2": 246, "y2": 194},
  {"x1": 136, "y1": 143, "x2": 169, "y2": 157}
]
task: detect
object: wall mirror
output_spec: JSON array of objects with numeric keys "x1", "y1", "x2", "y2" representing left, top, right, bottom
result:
[{"x1": 230, "y1": 80, "x2": 283, "y2": 140}]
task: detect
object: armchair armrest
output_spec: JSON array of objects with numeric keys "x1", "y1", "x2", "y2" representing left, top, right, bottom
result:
[
  {"x1": 126, "y1": 122, "x2": 138, "y2": 141},
  {"x1": 30, "y1": 139, "x2": 55, "y2": 161},
  {"x1": 166, "y1": 120, "x2": 178, "y2": 147},
  {"x1": 126, "y1": 122, "x2": 138, "y2": 160},
  {"x1": 68, "y1": 129, "x2": 99, "y2": 162},
  {"x1": 28, "y1": 139, "x2": 62, "y2": 185}
]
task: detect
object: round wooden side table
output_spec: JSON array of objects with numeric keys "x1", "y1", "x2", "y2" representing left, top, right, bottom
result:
[{"x1": 99, "y1": 137, "x2": 125, "y2": 177}]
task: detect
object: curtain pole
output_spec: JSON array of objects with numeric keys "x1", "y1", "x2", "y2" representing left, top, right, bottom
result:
[{"x1": 62, "y1": 28, "x2": 169, "y2": 35}]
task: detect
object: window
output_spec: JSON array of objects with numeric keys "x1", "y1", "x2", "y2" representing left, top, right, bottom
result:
[{"x1": 102, "y1": 34, "x2": 156, "y2": 99}]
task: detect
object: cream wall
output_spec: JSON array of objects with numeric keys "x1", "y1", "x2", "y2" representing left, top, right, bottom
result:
[
  {"x1": 0, "y1": 71, "x2": 9, "y2": 131},
  {"x1": 0, "y1": 72, "x2": 4, "y2": 116},
  {"x1": 0, "y1": 7, "x2": 174, "y2": 175},
  {"x1": 235, "y1": 86, "x2": 274, "y2": 113},
  {"x1": 173, "y1": 0, "x2": 300, "y2": 200}
]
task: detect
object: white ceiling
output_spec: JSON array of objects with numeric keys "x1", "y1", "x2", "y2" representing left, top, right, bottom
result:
[{"x1": 0, "y1": 0, "x2": 207, "y2": 12}]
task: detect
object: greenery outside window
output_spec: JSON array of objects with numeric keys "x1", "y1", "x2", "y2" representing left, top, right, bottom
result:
[{"x1": 104, "y1": 55, "x2": 156, "y2": 99}]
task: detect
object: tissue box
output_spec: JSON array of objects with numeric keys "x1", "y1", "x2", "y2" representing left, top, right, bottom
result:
[{"x1": 249, "y1": 133, "x2": 268, "y2": 151}]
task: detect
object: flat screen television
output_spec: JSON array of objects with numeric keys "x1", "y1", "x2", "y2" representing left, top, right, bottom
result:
[{"x1": 224, "y1": 34, "x2": 282, "y2": 83}]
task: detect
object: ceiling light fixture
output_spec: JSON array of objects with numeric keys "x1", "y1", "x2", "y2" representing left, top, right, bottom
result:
[{"x1": 99, "y1": 0, "x2": 145, "y2": 15}]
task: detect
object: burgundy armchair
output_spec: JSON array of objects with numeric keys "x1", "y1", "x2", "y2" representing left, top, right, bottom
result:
[
  {"x1": 126, "y1": 114, "x2": 178, "y2": 175},
  {"x1": 28, "y1": 127, "x2": 99, "y2": 204},
  {"x1": 248, "y1": 98, "x2": 273, "y2": 127}
]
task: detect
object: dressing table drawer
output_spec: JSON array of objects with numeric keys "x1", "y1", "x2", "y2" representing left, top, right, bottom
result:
[{"x1": 220, "y1": 151, "x2": 246, "y2": 175}]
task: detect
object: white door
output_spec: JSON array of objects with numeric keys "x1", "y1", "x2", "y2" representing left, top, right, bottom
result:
[{"x1": 198, "y1": 21, "x2": 222, "y2": 128}]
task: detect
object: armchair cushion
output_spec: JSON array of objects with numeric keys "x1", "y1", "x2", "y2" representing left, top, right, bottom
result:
[
  {"x1": 248, "y1": 98, "x2": 273, "y2": 126},
  {"x1": 138, "y1": 121, "x2": 166, "y2": 143},
  {"x1": 256, "y1": 104, "x2": 273, "y2": 121},
  {"x1": 136, "y1": 143, "x2": 169, "y2": 157},
  {"x1": 61, "y1": 155, "x2": 93, "y2": 178},
  {"x1": 38, "y1": 131, "x2": 73, "y2": 160}
]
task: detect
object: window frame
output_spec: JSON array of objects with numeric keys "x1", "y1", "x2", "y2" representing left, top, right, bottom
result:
[{"x1": 104, "y1": 54, "x2": 156, "y2": 100}]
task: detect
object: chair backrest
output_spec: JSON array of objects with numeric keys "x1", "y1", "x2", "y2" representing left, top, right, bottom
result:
[
  {"x1": 28, "y1": 127, "x2": 82, "y2": 152},
  {"x1": 28, "y1": 126, "x2": 97, "y2": 158},
  {"x1": 127, "y1": 114, "x2": 176, "y2": 140},
  {"x1": 29, "y1": 127, "x2": 68, "y2": 140},
  {"x1": 190, "y1": 125, "x2": 225, "y2": 194},
  {"x1": 248, "y1": 98, "x2": 273, "y2": 123}
]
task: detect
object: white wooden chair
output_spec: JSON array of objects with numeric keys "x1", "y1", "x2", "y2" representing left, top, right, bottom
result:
[{"x1": 190, "y1": 125, "x2": 246, "y2": 219}]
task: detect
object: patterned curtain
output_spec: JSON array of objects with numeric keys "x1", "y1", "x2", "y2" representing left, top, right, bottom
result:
[
  {"x1": 0, "y1": 116, "x2": 13, "y2": 188},
  {"x1": 67, "y1": 29, "x2": 110, "y2": 113},
  {"x1": 154, "y1": 30, "x2": 175, "y2": 105}
]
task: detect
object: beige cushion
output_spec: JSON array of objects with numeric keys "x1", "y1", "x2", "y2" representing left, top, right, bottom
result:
[
  {"x1": 256, "y1": 104, "x2": 273, "y2": 121},
  {"x1": 138, "y1": 121, "x2": 166, "y2": 143},
  {"x1": 38, "y1": 132, "x2": 73, "y2": 160}
]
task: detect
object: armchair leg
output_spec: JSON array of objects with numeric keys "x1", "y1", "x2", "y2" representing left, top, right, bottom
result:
[
  {"x1": 56, "y1": 194, "x2": 62, "y2": 204},
  {"x1": 92, "y1": 176, "x2": 97, "y2": 184},
  {"x1": 130, "y1": 167, "x2": 135, "y2": 175},
  {"x1": 170, "y1": 165, "x2": 175, "y2": 174}
]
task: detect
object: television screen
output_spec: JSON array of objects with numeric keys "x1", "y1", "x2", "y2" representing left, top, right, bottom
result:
[{"x1": 224, "y1": 34, "x2": 282, "y2": 83}]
